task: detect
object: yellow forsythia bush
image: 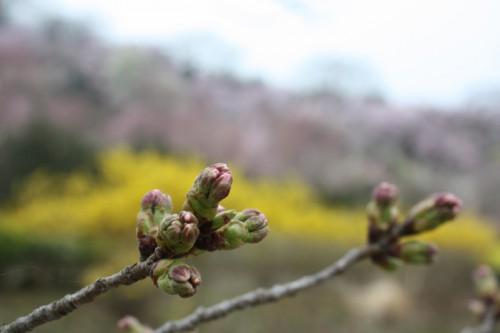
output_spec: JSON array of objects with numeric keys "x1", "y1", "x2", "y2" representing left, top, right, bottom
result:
[{"x1": 0, "y1": 148, "x2": 498, "y2": 265}]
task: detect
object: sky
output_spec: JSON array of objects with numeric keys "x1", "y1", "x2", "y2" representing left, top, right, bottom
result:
[{"x1": 19, "y1": 0, "x2": 500, "y2": 108}]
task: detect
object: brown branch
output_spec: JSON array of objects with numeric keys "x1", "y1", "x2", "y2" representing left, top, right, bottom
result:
[
  {"x1": 0, "y1": 218, "x2": 403, "y2": 333},
  {"x1": 0, "y1": 256, "x2": 157, "y2": 333},
  {"x1": 152, "y1": 220, "x2": 410, "y2": 333},
  {"x1": 152, "y1": 244, "x2": 379, "y2": 333}
]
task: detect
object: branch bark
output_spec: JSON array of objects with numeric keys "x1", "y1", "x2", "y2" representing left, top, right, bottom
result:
[
  {"x1": 0, "y1": 256, "x2": 156, "y2": 333},
  {"x1": 152, "y1": 244, "x2": 378, "y2": 333}
]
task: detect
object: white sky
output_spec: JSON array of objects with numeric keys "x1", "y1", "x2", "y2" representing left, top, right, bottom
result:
[{"x1": 24, "y1": 0, "x2": 500, "y2": 107}]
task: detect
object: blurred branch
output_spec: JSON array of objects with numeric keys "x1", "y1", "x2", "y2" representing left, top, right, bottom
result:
[
  {"x1": 0, "y1": 252, "x2": 161, "y2": 333},
  {"x1": 152, "y1": 244, "x2": 377, "y2": 333}
]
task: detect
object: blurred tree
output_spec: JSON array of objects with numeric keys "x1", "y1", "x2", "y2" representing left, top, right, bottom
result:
[
  {"x1": 0, "y1": 118, "x2": 97, "y2": 203},
  {"x1": 0, "y1": 0, "x2": 12, "y2": 26},
  {"x1": 165, "y1": 31, "x2": 242, "y2": 77},
  {"x1": 39, "y1": 17, "x2": 109, "y2": 105},
  {"x1": 294, "y1": 55, "x2": 386, "y2": 102}
]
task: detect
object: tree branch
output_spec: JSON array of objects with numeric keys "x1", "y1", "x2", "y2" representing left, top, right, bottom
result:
[
  {"x1": 152, "y1": 244, "x2": 378, "y2": 333},
  {"x1": 0, "y1": 214, "x2": 438, "y2": 333},
  {"x1": 0, "y1": 256, "x2": 157, "y2": 333}
]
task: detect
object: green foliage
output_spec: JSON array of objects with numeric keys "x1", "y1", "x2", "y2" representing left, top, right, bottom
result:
[
  {"x1": 0, "y1": 119, "x2": 98, "y2": 203},
  {"x1": 0, "y1": 230, "x2": 100, "y2": 289},
  {"x1": 0, "y1": 231, "x2": 97, "y2": 267}
]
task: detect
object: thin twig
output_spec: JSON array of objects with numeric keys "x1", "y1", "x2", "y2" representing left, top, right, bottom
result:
[
  {"x1": 0, "y1": 256, "x2": 156, "y2": 333},
  {"x1": 153, "y1": 244, "x2": 379, "y2": 333}
]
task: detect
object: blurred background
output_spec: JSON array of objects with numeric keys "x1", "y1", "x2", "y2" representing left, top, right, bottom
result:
[{"x1": 1, "y1": 0, "x2": 500, "y2": 332}]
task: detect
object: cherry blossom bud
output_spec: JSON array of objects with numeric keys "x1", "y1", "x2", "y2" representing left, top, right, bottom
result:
[
  {"x1": 373, "y1": 182, "x2": 399, "y2": 206},
  {"x1": 117, "y1": 316, "x2": 152, "y2": 333},
  {"x1": 366, "y1": 182, "x2": 400, "y2": 243},
  {"x1": 473, "y1": 265, "x2": 498, "y2": 301},
  {"x1": 211, "y1": 209, "x2": 237, "y2": 230},
  {"x1": 397, "y1": 240, "x2": 438, "y2": 264},
  {"x1": 182, "y1": 163, "x2": 233, "y2": 221},
  {"x1": 150, "y1": 259, "x2": 201, "y2": 298},
  {"x1": 370, "y1": 253, "x2": 403, "y2": 271},
  {"x1": 141, "y1": 189, "x2": 173, "y2": 225},
  {"x1": 216, "y1": 209, "x2": 269, "y2": 250},
  {"x1": 136, "y1": 190, "x2": 173, "y2": 261},
  {"x1": 157, "y1": 212, "x2": 200, "y2": 255},
  {"x1": 402, "y1": 193, "x2": 463, "y2": 236}
]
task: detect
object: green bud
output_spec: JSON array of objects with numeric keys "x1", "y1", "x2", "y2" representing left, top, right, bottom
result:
[
  {"x1": 136, "y1": 190, "x2": 172, "y2": 261},
  {"x1": 244, "y1": 209, "x2": 269, "y2": 232},
  {"x1": 401, "y1": 192, "x2": 463, "y2": 236},
  {"x1": 367, "y1": 182, "x2": 400, "y2": 242},
  {"x1": 140, "y1": 189, "x2": 173, "y2": 225},
  {"x1": 216, "y1": 209, "x2": 269, "y2": 250},
  {"x1": 397, "y1": 240, "x2": 438, "y2": 264},
  {"x1": 473, "y1": 265, "x2": 498, "y2": 300},
  {"x1": 220, "y1": 221, "x2": 249, "y2": 250},
  {"x1": 136, "y1": 211, "x2": 154, "y2": 236},
  {"x1": 247, "y1": 227, "x2": 269, "y2": 243},
  {"x1": 182, "y1": 163, "x2": 233, "y2": 221},
  {"x1": 181, "y1": 223, "x2": 199, "y2": 244},
  {"x1": 150, "y1": 259, "x2": 201, "y2": 298},
  {"x1": 157, "y1": 211, "x2": 200, "y2": 255},
  {"x1": 117, "y1": 316, "x2": 152, "y2": 333},
  {"x1": 370, "y1": 253, "x2": 403, "y2": 272},
  {"x1": 211, "y1": 209, "x2": 237, "y2": 230}
]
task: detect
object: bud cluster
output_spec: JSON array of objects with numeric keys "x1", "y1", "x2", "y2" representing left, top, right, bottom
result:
[
  {"x1": 467, "y1": 265, "x2": 500, "y2": 321},
  {"x1": 135, "y1": 163, "x2": 269, "y2": 297},
  {"x1": 367, "y1": 182, "x2": 462, "y2": 271}
]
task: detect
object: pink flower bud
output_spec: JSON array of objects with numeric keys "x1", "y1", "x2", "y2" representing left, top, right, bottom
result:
[
  {"x1": 151, "y1": 260, "x2": 202, "y2": 298},
  {"x1": 210, "y1": 171, "x2": 233, "y2": 202},
  {"x1": 137, "y1": 190, "x2": 172, "y2": 260},
  {"x1": 140, "y1": 189, "x2": 172, "y2": 212},
  {"x1": 181, "y1": 223, "x2": 200, "y2": 244},
  {"x1": 434, "y1": 192, "x2": 463, "y2": 220},
  {"x1": 170, "y1": 264, "x2": 192, "y2": 282},
  {"x1": 242, "y1": 209, "x2": 269, "y2": 232},
  {"x1": 117, "y1": 315, "x2": 152, "y2": 333},
  {"x1": 156, "y1": 212, "x2": 200, "y2": 255},
  {"x1": 366, "y1": 182, "x2": 400, "y2": 238},
  {"x1": 179, "y1": 211, "x2": 198, "y2": 225},
  {"x1": 402, "y1": 192, "x2": 463, "y2": 235},
  {"x1": 473, "y1": 265, "x2": 498, "y2": 300},
  {"x1": 372, "y1": 182, "x2": 399, "y2": 206},
  {"x1": 182, "y1": 164, "x2": 233, "y2": 221}
]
